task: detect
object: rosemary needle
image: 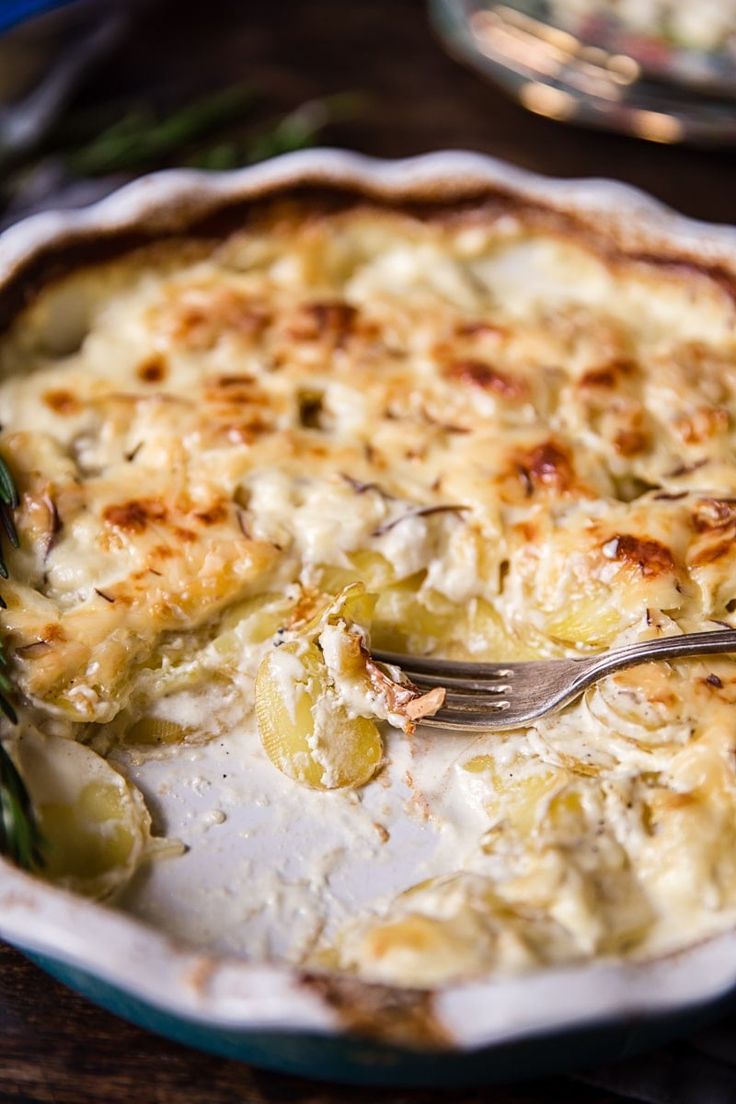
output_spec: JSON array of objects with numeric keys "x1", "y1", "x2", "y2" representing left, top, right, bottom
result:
[
  {"x1": 64, "y1": 83, "x2": 259, "y2": 177},
  {"x1": 0, "y1": 458, "x2": 44, "y2": 870},
  {"x1": 0, "y1": 741, "x2": 44, "y2": 870}
]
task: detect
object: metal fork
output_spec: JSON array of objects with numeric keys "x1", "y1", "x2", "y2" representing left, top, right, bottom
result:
[{"x1": 373, "y1": 628, "x2": 736, "y2": 731}]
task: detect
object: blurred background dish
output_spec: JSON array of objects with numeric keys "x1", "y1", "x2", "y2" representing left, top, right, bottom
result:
[
  {"x1": 432, "y1": 0, "x2": 736, "y2": 144},
  {"x1": 540, "y1": 0, "x2": 736, "y2": 93}
]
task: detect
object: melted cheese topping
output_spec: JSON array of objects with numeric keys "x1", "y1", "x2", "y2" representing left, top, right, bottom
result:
[{"x1": 3, "y1": 200, "x2": 736, "y2": 984}]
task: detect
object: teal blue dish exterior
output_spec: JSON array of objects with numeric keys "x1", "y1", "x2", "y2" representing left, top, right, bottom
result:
[{"x1": 21, "y1": 947, "x2": 736, "y2": 1086}]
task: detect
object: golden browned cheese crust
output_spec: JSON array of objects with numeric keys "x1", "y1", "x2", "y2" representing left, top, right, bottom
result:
[{"x1": 2, "y1": 198, "x2": 736, "y2": 981}]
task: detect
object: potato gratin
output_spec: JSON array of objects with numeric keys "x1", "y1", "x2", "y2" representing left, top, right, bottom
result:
[{"x1": 2, "y1": 194, "x2": 736, "y2": 988}]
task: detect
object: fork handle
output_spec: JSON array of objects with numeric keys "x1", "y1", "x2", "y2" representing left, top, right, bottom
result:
[{"x1": 582, "y1": 628, "x2": 736, "y2": 682}]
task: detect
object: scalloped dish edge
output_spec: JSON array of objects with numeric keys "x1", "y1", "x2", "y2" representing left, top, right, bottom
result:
[{"x1": 2, "y1": 150, "x2": 736, "y2": 1053}]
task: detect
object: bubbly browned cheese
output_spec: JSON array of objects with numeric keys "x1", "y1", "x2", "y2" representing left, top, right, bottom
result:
[{"x1": 2, "y1": 199, "x2": 736, "y2": 982}]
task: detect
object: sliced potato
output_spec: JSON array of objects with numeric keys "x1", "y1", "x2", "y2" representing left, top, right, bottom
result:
[
  {"x1": 545, "y1": 590, "x2": 631, "y2": 647},
  {"x1": 13, "y1": 728, "x2": 152, "y2": 899},
  {"x1": 314, "y1": 550, "x2": 395, "y2": 597},
  {"x1": 256, "y1": 641, "x2": 382, "y2": 790},
  {"x1": 463, "y1": 754, "x2": 568, "y2": 836},
  {"x1": 125, "y1": 717, "x2": 192, "y2": 746},
  {"x1": 254, "y1": 583, "x2": 444, "y2": 790},
  {"x1": 331, "y1": 872, "x2": 581, "y2": 986},
  {"x1": 213, "y1": 591, "x2": 294, "y2": 647}
]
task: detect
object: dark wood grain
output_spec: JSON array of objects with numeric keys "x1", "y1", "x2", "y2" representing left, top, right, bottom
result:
[
  {"x1": 0, "y1": 0, "x2": 733, "y2": 1100},
  {"x1": 83, "y1": 0, "x2": 735, "y2": 225}
]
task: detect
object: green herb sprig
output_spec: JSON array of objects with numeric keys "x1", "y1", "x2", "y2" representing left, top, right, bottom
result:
[
  {"x1": 0, "y1": 740, "x2": 43, "y2": 869},
  {"x1": 0, "y1": 457, "x2": 43, "y2": 870},
  {"x1": 189, "y1": 94, "x2": 365, "y2": 171},
  {"x1": 60, "y1": 88, "x2": 362, "y2": 177},
  {"x1": 63, "y1": 83, "x2": 259, "y2": 177},
  {"x1": 0, "y1": 455, "x2": 18, "y2": 581},
  {"x1": 0, "y1": 85, "x2": 364, "y2": 225}
]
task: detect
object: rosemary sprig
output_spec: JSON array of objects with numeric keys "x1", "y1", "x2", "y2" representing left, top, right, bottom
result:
[
  {"x1": 64, "y1": 89, "x2": 362, "y2": 177},
  {"x1": 64, "y1": 83, "x2": 259, "y2": 177},
  {"x1": 0, "y1": 86, "x2": 364, "y2": 226},
  {"x1": 0, "y1": 456, "x2": 43, "y2": 870},
  {"x1": 0, "y1": 741, "x2": 43, "y2": 869},
  {"x1": 0, "y1": 455, "x2": 18, "y2": 581},
  {"x1": 189, "y1": 94, "x2": 365, "y2": 171}
]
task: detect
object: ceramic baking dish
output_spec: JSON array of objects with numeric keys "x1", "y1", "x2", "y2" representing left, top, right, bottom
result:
[{"x1": 1, "y1": 150, "x2": 736, "y2": 1086}]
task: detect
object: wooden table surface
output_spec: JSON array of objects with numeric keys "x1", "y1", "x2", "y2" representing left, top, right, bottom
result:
[{"x1": 2, "y1": 1, "x2": 735, "y2": 1101}]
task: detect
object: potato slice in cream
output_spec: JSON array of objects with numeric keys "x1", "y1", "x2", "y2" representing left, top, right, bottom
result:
[{"x1": 12, "y1": 729, "x2": 153, "y2": 899}]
